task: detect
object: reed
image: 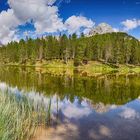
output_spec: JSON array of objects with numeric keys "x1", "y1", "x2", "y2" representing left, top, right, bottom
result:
[{"x1": 0, "y1": 90, "x2": 49, "y2": 140}]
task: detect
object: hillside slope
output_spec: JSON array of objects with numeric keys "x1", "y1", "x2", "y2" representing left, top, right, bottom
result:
[{"x1": 0, "y1": 32, "x2": 140, "y2": 66}]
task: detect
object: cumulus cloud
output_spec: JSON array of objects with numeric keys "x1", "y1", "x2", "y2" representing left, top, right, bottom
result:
[
  {"x1": 113, "y1": 28, "x2": 119, "y2": 32},
  {"x1": 121, "y1": 19, "x2": 140, "y2": 31},
  {"x1": 62, "y1": 99, "x2": 92, "y2": 119},
  {"x1": 0, "y1": 9, "x2": 20, "y2": 44},
  {"x1": 8, "y1": 0, "x2": 65, "y2": 33},
  {"x1": 0, "y1": 0, "x2": 65, "y2": 44},
  {"x1": 119, "y1": 107, "x2": 140, "y2": 119},
  {"x1": 65, "y1": 15, "x2": 95, "y2": 34},
  {"x1": 0, "y1": 0, "x2": 95, "y2": 44}
]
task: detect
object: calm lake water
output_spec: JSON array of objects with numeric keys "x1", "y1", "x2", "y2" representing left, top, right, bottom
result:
[{"x1": 0, "y1": 66, "x2": 140, "y2": 140}]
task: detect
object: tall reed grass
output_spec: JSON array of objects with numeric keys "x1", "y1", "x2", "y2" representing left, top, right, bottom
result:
[{"x1": 0, "y1": 90, "x2": 49, "y2": 140}]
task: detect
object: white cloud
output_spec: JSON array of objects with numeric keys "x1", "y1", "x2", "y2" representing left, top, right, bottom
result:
[
  {"x1": 62, "y1": 99, "x2": 92, "y2": 119},
  {"x1": 0, "y1": 0, "x2": 65, "y2": 44},
  {"x1": 0, "y1": 0, "x2": 96, "y2": 44},
  {"x1": 113, "y1": 28, "x2": 119, "y2": 32},
  {"x1": 83, "y1": 28, "x2": 91, "y2": 35},
  {"x1": 0, "y1": 9, "x2": 20, "y2": 44},
  {"x1": 65, "y1": 15, "x2": 95, "y2": 34},
  {"x1": 8, "y1": 0, "x2": 65, "y2": 33},
  {"x1": 121, "y1": 19, "x2": 140, "y2": 31},
  {"x1": 0, "y1": 1, "x2": 139, "y2": 45},
  {"x1": 119, "y1": 107, "x2": 140, "y2": 119}
]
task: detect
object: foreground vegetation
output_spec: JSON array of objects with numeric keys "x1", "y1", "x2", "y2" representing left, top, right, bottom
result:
[{"x1": 0, "y1": 90, "x2": 49, "y2": 140}]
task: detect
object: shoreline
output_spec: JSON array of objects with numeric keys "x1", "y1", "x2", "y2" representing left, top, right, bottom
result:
[{"x1": 1, "y1": 60, "x2": 140, "y2": 78}]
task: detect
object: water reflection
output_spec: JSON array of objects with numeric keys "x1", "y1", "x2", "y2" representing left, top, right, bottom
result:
[
  {"x1": 0, "y1": 67, "x2": 140, "y2": 140},
  {"x1": 0, "y1": 66, "x2": 140, "y2": 105},
  {"x1": 1, "y1": 82, "x2": 140, "y2": 140},
  {"x1": 119, "y1": 107, "x2": 140, "y2": 119}
]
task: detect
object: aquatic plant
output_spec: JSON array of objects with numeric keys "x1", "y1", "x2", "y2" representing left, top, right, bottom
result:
[{"x1": 0, "y1": 90, "x2": 49, "y2": 140}]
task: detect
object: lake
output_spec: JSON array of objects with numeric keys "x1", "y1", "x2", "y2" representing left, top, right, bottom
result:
[{"x1": 0, "y1": 66, "x2": 140, "y2": 140}]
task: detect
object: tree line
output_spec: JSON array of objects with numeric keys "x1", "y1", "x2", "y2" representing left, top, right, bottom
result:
[{"x1": 0, "y1": 32, "x2": 140, "y2": 66}]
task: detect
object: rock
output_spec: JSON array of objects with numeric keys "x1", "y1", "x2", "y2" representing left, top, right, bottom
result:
[{"x1": 88, "y1": 23, "x2": 115, "y2": 36}]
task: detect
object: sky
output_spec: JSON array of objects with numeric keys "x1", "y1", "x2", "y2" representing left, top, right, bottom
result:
[{"x1": 0, "y1": 0, "x2": 140, "y2": 44}]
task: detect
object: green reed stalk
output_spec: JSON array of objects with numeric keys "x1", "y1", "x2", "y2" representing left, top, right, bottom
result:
[{"x1": 0, "y1": 90, "x2": 50, "y2": 140}]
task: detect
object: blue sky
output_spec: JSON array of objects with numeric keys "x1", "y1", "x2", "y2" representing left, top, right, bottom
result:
[
  {"x1": 60, "y1": 0, "x2": 140, "y2": 20},
  {"x1": 0, "y1": 0, "x2": 140, "y2": 44},
  {"x1": 59, "y1": 0, "x2": 140, "y2": 37}
]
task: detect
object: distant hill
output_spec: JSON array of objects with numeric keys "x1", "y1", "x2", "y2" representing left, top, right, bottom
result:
[{"x1": 87, "y1": 32, "x2": 140, "y2": 65}]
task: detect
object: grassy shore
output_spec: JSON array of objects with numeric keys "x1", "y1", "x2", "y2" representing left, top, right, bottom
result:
[
  {"x1": 0, "y1": 90, "x2": 49, "y2": 140},
  {"x1": 2, "y1": 60, "x2": 140, "y2": 77}
]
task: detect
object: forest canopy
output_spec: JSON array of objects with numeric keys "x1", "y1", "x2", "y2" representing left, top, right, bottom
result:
[{"x1": 0, "y1": 32, "x2": 140, "y2": 66}]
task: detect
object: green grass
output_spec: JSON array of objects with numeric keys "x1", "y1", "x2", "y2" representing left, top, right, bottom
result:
[
  {"x1": 33, "y1": 60, "x2": 140, "y2": 77},
  {"x1": 0, "y1": 90, "x2": 49, "y2": 140},
  {"x1": 77, "y1": 61, "x2": 115, "y2": 76},
  {"x1": 2, "y1": 60, "x2": 140, "y2": 77}
]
